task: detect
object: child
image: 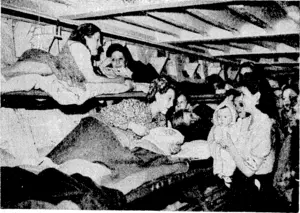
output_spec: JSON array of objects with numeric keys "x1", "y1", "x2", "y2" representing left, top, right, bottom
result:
[{"x1": 208, "y1": 100, "x2": 237, "y2": 187}]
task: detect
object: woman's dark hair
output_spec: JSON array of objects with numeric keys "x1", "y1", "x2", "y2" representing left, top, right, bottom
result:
[
  {"x1": 106, "y1": 43, "x2": 134, "y2": 67},
  {"x1": 69, "y1": 23, "x2": 102, "y2": 48},
  {"x1": 146, "y1": 77, "x2": 176, "y2": 102},
  {"x1": 238, "y1": 71, "x2": 279, "y2": 120},
  {"x1": 171, "y1": 109, "x2": 191, "y2": 139}
]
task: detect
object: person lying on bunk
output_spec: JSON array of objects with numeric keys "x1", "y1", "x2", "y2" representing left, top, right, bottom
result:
[
  {"x1": 2, "y1": 23, "x2": 128, "y2": 86},
  {"x1": 1, "y1": 23, "x2": 135, "y2": 105},
  {"x1": 99, "y1": 43, "x2": 159, "y2": 83},
  {"x1": 168, "y1": 91, "x2": 214, "y2": 141}
]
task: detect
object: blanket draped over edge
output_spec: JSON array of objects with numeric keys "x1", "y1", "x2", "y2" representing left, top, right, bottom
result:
[{"x1": 47, "y1": 116, "x2": 188, "y2": 181}]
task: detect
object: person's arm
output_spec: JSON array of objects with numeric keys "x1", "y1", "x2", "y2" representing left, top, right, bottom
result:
[
  {"x1": 224, "y1": 136, "x2": 255, "y2": 177},
  {"x1": 225, "y1": 120, "x2": 272, "y2": 177},
  {"x1": 69, "y1": 43, "x2": 125, "y2": 83}
]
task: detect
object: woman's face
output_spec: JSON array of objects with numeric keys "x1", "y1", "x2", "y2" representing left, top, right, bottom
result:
[
  {"x1": 274, "y1": 89, "x2": 283, "y2": 109},
  {"x1": 183, "y1": 111, "x2": 199, "y2": 125},
  {"x1": 175, "y1": 95, "x2": 188, "y2": 111},
  {"x1": 111, "y1": 51, "x2": 126, "y2": 69},
  {"x1": 282, "y1": 88, "x2": 297, "y2": 111},
  {"x1": 85, "y1": 32, "x2": 101, "y2": 56},
  {"x1": 234, "y1": 95, "x2": 246, "y2": 118},
  {"x1": 239, "y1": 87, "x2": 260, "y2": 113},
  {"x1": 155, "y1": 89, "x2": 175, "y2": 114}
]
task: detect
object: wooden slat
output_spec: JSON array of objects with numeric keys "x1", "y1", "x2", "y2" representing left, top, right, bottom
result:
[
  {"x1": 1, "y1": 3, "x2": 78, "y2": 29},
  {"x1": 226, "y1": 5, "x2": 271, "y2": 29},
  {"x1": 214, "y1": 51, "x2": 300, "y2": 59},
  {"x1": 187, "y1": 45, "x2": 207, "y2": 53},
  {"x1": 258, "y1": 62, "x2": 300, "y2": 67},
  {"x1": 227, "y1": 43, "x2": 251, "y2": 51},
  {"x1": 185, "y1": 9, "x2": 238, "y2": 32},
  {"x1": 113, "y1": 17, "x2": 179, "y2": 37},
  {"x1": 166, "y1": 33, "x2": 300, "y2": 46},
  {"x1": 146, "y1": 12, "x2": 206, "y2": 35},
  {"x1": 1, "y1": 3, "x2": 238, "y2": 64},
  {"x1": 60, "y1": 0, "x2": 238, "y2": 20}
]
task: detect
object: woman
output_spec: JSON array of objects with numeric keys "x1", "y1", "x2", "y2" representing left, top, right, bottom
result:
[
  {"x1": 2, "y1": 23, "x2": 126, "y2": 88},
  {"x1": 273, "y1": 91, "x2": 299, "y2": 210},
  {"x1": 47, "y1": 77, "x2": 183, "y2": 177},
  {"x1": 222, "y1": 73, "x2": 278, "y2": 211},
  {"x1": 100, "y1": 43, "x2": 159, "y2": 83},
  {"x1": 56, "y1": 23, "x2": 126, "y2": 86},
  {"x1": 94, "y1": 77, "x2": 176, "y2": 148}
]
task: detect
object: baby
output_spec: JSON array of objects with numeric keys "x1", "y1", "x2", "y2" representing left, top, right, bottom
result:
[{"x1": 208, "y1": 100, "x2": 237, "y2": 187}]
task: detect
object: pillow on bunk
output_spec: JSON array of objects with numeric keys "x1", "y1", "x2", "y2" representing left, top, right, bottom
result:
[
  {"x1": 135, "y1": 127, "x2": 185, "y2": 156},
  {"x1": 171, "y1": 140, "x2": 211, "y2": 160}
]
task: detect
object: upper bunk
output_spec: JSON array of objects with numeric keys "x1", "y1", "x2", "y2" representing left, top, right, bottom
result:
[{"x1": 1, "y1": 0, "x2": 299, "y2": 109}]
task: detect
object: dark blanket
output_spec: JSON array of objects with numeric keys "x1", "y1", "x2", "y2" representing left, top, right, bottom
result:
[
  {"x1": 47, "y1": 116, "x2": 182, "y2": 180},
  {"x1": 1, "y1": 166, "x2": 126, "y2": 210}
]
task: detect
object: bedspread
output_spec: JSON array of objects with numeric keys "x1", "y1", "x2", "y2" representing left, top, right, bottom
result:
[
  {"x1": 1, "y1": 73, "x2": 131, "y2": 105},
  {"x1": 47, "y1": 116, "x2": 189, "y2": 191}
]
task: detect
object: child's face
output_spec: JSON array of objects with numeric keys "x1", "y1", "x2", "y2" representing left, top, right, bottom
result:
[
  {"x1": 175, "y1": 95, "x2": 188, "y2": 111},
  {"x1": 217, "y1": 107, "x2": 232, "y2": 126}
]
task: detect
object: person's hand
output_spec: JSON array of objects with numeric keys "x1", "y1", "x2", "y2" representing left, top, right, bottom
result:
[
  {"x1": 169, "y1": 143, "x2": 181, "y2": 155},
  {"x1": 128, "y1": 122, "x2": 149, "y2": 136},
  {"x1": 113, "y1": 76, "x2": 126, "y2": 84},
  {"x1": 98, "y1": 57, "x2": 112, "y2": 68},
  {"x1": 124, "y1": 79, "x2": 134, "y2": 90}
]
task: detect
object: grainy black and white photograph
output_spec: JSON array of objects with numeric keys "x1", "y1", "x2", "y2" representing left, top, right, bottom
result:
[{"x1": 1, "y1": 0, "x2": 299, "y2": 211}]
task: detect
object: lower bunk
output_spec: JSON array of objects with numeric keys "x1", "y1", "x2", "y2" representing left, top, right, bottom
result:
[{"x1": 1, "y1": 157, "x2": 231, "y2": 211}]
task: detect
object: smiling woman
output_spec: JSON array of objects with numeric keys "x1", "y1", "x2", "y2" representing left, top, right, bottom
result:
[
  {"x1": 93, "y1": 77, "x2": 176, "y2": 148},
  {"x1": 100, "y1": 43, "x2": 159, "y2": 83}
]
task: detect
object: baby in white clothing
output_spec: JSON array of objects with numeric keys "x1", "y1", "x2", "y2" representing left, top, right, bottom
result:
[{"x1": 208, "y1": 100, "x2": 238, "y2": 187}]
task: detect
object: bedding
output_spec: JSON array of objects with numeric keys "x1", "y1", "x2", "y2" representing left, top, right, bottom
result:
[
  {"x1": 0, "y1": 115, "x2": 213, "y2": 210},
  {"x1": 1, "y1": 73, "x2": 132, "y2": 105}
]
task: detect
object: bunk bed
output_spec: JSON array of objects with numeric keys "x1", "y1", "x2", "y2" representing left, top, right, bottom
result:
[{"x1": 1, "y1": 0, "x2": 299, "y2": 211}]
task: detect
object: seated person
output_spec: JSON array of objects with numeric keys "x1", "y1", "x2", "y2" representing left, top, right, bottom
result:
[
  {"x1": 207, "y1": 100, "x2": 238, "y2": 187},
  {"x1": 100, "y1": 43, "x2": 159, "y2": 83}
]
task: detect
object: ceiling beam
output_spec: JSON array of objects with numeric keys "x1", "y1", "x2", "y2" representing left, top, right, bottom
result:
[
  {"x1": 146, "y1": 12, "x2": 206, "y2": 35},
  {"x1": 166, "y1": 33, "x2": 300, "y2": 46},
  {"x1": 185, "y1": 9, "x2": 238, "y2": 32},
  {"x1": 214, "y1": 51, "x2": 300, "y2": 59},
  {"x1": 227, "y1": 43, "x2": 251, "y2": 51},
  {"x1": 113, "y1": 17, "x2": 179, "y2": 37},
  {"x1": 258, "y1": 62, "x2": 300, "y2": 67},
  {"x1": 226, "y1": 5, "x2": 271, "y2": 29},
  {"x1": 60, "y1": 0, "x2": 239, "y2": 20},
  {"x1": 1, "y1": 3, "x2": 237, "y2": 65},
  {"x1": 187, "y1": 45, "x2": 207, "y2": 53},
  {"x1": 249, "y1": 41, "x2": 277, "y2": 51},
  {"x1": 1, "y1": 3, "x2": 78, "y2": 29}
]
